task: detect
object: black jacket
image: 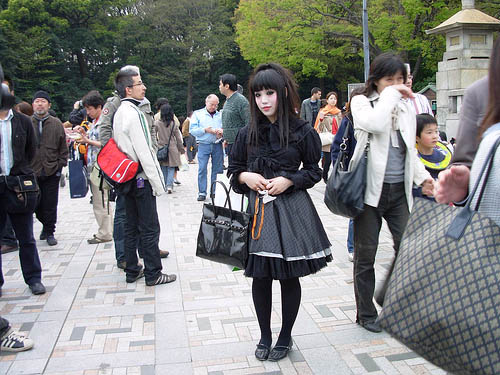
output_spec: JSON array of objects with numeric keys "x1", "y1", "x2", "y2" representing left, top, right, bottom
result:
[
  {"x1": 8, "y1": 110, "x2": 37, "y2": 176},
  {"x1": 227, "y1": 116, "x2": 322, "y2": 195}
]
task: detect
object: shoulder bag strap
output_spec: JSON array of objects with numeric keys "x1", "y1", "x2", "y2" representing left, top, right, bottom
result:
[{"x1": 447, "y1": 135, "x2": 500, "y2": 239}]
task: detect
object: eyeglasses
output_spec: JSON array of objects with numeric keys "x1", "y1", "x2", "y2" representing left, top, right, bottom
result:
[{"x1": 128, "y1": 82, "x2": 145, "y2": 88}]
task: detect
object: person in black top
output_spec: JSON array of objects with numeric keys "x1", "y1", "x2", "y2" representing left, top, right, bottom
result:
[{"x1": 228, "y1": 63, "x2": 332, "y2": 362}]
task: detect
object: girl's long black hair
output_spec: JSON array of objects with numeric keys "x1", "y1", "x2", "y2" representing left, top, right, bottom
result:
[
  {"x1": 355, "y1": 53, "x2": 407, "y2": 98},
  {"x1": 160, "y1": 103, "x2": 174, "y2": 126},
  {"x1": 247, "y1": 62, "x2": 300, "y2": 147}
]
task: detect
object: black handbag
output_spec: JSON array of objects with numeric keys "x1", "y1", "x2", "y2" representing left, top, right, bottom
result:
[
  {"x1": 324, "y1": 127, "x2": 369, "y2": 219},
  {"x1": 196, "y1": 181, "x2": 251, "y2": 269},
  {"x1": 4, "y1": 174, "x2": 39, "y2": 214},
  {"x1": 157, "y1": 123, "x2": 175, "y2": 162},
  {"x1": 377, "y1": 136, "x2": 500, "y2": 375}
]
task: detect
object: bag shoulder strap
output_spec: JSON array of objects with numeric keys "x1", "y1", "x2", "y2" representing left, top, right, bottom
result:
[{"x1": 447, "y1": 134, "x2": 500, "y2": 240}]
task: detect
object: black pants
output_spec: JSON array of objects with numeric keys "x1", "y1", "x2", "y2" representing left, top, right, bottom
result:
[
  {"x1": 0, "y1": 316, "x2": 9, "y2": 337},
  {"x1": 0, "y1": 217, "x2": 18, "y2": 247},
  {"x1": 322, "y1": 152, "x2": 332, "y2": 182},
  {"x1": 123, "y1": 180, "x2": 162, "y2": 283},
  {"x1": 353, "y1": 182, "x2": 409, "y2": 322},
  {"x1": 0, "y1": 182, "x2": 42, "y2": 287},
  {"x1": 35, "y1": 173, "x2": 61, "y2": 236}
]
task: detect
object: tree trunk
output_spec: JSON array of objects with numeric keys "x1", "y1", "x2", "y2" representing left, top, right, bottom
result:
[
  {"x1": 186, "y1": 71, "x2": 193, "y2": 113},
  {"x1": 413, "y1": 54, "x2": 422, "y2": 80},
  {"x1": 75, "y1": 50, "x2": 87, "y2": 79}
]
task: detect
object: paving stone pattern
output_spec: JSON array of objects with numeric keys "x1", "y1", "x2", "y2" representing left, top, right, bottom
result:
[{"x1": 0, "y1": 160, "x2": 447, "y2": 375}]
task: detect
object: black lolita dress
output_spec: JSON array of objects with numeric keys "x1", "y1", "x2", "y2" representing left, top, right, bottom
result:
[{"x1": 227, "y1": 117, "x2": 332, "y2": 280}]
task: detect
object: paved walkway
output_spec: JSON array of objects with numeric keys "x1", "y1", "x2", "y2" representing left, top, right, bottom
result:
[{"x1": 0, "y1": 161, "x2": 446, "y2": 375}]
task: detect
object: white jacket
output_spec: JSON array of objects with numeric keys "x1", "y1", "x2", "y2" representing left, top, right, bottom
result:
[
  {"x1": 350, "y1": 87, "x2": 430, "y2": 211},
  {"x1": 114, "y1": 100, "x2": 165, "y2": 196}
]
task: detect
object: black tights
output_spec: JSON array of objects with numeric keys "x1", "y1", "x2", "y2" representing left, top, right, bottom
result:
[{"x1": 252, "y1": 277, "x2": 301, "y2": 347}]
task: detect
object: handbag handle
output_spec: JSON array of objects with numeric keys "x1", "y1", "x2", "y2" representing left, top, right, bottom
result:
[
  {"x1": 224, "y1": 185, "x2": 246, "y2": 212},
  {"x1": 447, "y1": 135, "x2": 500, "y2": 240},
  {"x1": 210, "y1": 180, "x2": 234, "y2": 222}
]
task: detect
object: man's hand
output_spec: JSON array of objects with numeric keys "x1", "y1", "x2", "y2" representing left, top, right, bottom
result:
[
  {"x1": 421, "y1": 178, "x2": 435, "y2": 197},
  {"x1": 73, "y1": 100, "x2": 81, "y2": 110},
  {"x1": 215, "y1": 128, "x2": 223, "y2": 139},
  {"x1": 239, "y1": 172, "x2": 268, "y2": 191},
  {"x1": 266, "y1": 176, "x2": 293, "y2": 195},
  {"x1": 434, "y1": 166, "x2": 470, "y2": 204}
]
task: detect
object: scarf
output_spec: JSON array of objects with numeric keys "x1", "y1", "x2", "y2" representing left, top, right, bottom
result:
[
  {"x1": 33, "y1": 113, "x2": 50, "y2": 147},
  {"x1": 314, "y1": 105, "x2": 341, "y2": 130}
]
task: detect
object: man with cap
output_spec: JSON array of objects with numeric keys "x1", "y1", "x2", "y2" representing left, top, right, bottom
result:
[{"x1": 31, "y1": 91, "x2": 68, "y2": 246}]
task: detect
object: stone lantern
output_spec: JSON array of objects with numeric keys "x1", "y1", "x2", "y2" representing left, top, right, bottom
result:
[{"x1": 426, "y1": 0, "x2": 500, "y2": 138}]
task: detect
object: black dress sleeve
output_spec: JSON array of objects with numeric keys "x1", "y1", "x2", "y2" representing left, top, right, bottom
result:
[
  {"x1": 282, "y1": 126, "x2": 322, "y2": 190},
  {"x1": 227, "y1": 126, "x2": 251, "y2": 194}
]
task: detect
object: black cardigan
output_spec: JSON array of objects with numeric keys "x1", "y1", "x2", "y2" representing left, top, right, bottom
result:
[
  {"x1": 7, "y1": 110, "x2": 37, "y2": 176},
  {"x1": 227, "y1": 116, "x2": 322, "y2": 195}
]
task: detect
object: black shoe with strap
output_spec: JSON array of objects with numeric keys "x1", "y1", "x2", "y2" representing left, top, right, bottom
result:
[
  {"x1": 255, "y1": 343, "x2": 270, "y2": 361},
  {"x1": 268, "y1": 338, "x2": 293, "y2": 361}
]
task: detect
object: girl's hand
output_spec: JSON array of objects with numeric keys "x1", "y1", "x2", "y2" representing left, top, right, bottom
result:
[
  {"x1": 319, "y1": 112, "x2": 325, "y2": 121},
  {"x1": 434, "y1": 166, "x2": 469, "y2": 204},
  {"x1": 239, "y1": 172, "x2": 268, "y2": 191},
  {"x1": 391, "y1": 84, "x2": 414, "y2": 99},
  {"x1": 266, "y1": 176, "x2": 293, "y2": 195}
]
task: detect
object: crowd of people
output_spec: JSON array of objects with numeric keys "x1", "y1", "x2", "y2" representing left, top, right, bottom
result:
[{"x1": 0, "y1": 37, "x2": 498, "y2": 372}]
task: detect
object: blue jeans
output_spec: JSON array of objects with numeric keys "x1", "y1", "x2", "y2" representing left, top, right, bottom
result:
[
  {"x1": 347, "y1": 219, "x2": 354, "y2": 253},
  {"x1": 161, "y1": 166, "x2": 176, "y2": 188},
  {"x1": 113, "y1": 194, "x2": 126, "y2": 262},
  {"x1": 197, "y1": 142, "x2": 224, "y2": 196}
]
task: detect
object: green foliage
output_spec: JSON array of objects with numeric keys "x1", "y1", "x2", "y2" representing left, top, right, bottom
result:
[{"x1": 234, "y1": 0, "x2": 496, "y2": 97}]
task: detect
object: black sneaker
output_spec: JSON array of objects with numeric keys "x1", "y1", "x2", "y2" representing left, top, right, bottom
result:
[
  {"x1": 117, "y1": 261, "x2": 126, "y2": 270},
  {"x1": 29, "y1": 282, "x2": 46, "y2": 295},
  {"x1": 145, "y1": 273, "x2": 176, "y2": 286},
  {"x1": 197, "y1": 195, "x2": 206, "y2": 202},
  {"x1": 0, "y1": 328, "x2": 34, "y2": 352},
  {"x1": 39, "y1": 232, "x2": 47, "y2": 240},
  {"x1": 126, "y1": 265, "x2": 144, "y2": 283},
  {"x1": 46, "y1": 235, "x2": 58, "y2": 246}
]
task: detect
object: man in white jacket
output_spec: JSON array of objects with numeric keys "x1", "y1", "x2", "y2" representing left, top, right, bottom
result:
[{"x1": 113, "y1": 67, "x2": 176, "y2": 286}]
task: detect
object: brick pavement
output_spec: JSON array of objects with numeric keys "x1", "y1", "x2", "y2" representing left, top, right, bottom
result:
[{"x1": 0, "y1": 161, "x2": 447, "y2": 375}]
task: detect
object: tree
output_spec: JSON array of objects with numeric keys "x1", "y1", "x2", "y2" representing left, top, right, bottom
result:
[
  {"x1": 234, "y1": 0, "x2": 497, "y2": 94},
  {"x1": 130, "y1": 0, "x2": 240, "y2": 113}
]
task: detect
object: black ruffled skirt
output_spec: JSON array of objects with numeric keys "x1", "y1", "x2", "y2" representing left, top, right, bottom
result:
[{"x1": 244, "y1": 189, "x2": 332, "y2": 280}]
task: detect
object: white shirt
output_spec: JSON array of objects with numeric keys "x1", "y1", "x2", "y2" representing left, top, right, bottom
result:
[{"x1": 0, "y1": 109, "x2": 14, "y2": 176}]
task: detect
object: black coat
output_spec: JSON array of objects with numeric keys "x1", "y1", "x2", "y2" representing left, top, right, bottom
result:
[{"x1": 8, "y1": 110, "x2": 37, "y2": 176}]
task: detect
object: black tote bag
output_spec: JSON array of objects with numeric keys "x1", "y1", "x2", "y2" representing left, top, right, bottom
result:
[
  {"x1": 324, "y1": 128, "x2": 369, "y2": 219},
  {"x1": 196, "y1": 181, "x2": 251, "y2": 269},
  {"x1": 377, "y1": 136, "x2": 500, "y2": 375}
]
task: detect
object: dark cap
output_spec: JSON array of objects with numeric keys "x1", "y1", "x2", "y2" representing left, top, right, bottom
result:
[{"x1": 33, "y1": 90, "x2": 51, "y2": 103}]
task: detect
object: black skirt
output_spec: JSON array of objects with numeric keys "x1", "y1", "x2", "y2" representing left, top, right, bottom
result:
[{"x1": 245, "y1": 189, "x2": 332, "y2": 280}]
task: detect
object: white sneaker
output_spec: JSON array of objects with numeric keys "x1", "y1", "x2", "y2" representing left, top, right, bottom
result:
[
  {"x1": 0, "y1": 328, "x2": 34, "y2": 352},
  {"x1": 348, "y1": 252, "x2": 354, "y2": 262}
]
